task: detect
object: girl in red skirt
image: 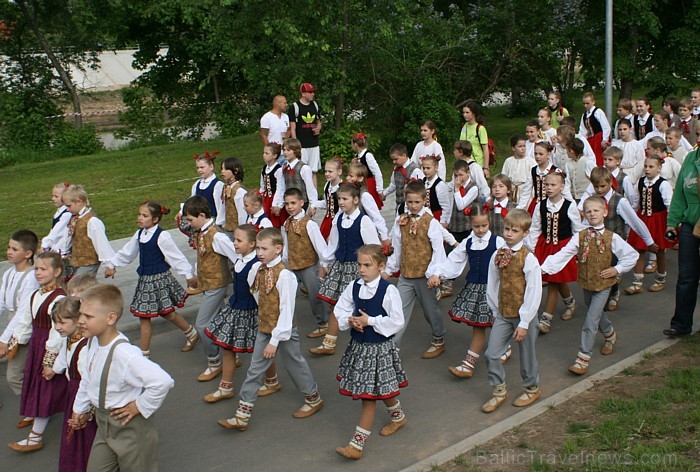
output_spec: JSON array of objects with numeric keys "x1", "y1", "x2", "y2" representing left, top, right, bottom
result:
[
  {"x1": 517, "y1": 141, "x2": 567, "y2": 215},
  {"x1": 579, "y1": 92, "x2": 611, "y2": 167},
  {"x1": 352, "y1": 132, "x2": 384, "y2": 210},
  {"x1": 317, "y1": 157, "x2": 343, "y2": 240},
  {"x1": 260, "y1": 143, "x2": 285, "y2": 227},
  {"x1": 625, "y1": 155, "x2": 673, "y2": 294},
  {"x1": 529, "y1": 172, "x2": 584, "y2": 334}
]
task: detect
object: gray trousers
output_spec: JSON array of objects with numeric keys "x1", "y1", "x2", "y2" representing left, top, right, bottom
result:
[
  {"x1": 292, "y1": 265, "x2": 328, "y2": 326},
  {"x1": 88, "y1": 408, "x2": 158, "y2": 472},
  {"x1": 486, "y1": 315, "x2": 539, "y2": 388},
  {"x1": 239, "y1": 329, "x2": 318, "y2": 404},
  {"x1": 7, "y1": 344, "x2": 28, "y2": 395},
  {"x1": 393, "y1": 276, "x2": 446, "y2": 346},
  {"x1": 580, "y1": 288, "x2": 614, "y2": 356},
  {"x1": 75, "y1": 264, "x2": 100, "y2": 276},
  {"x1": 195, "y1": 287, "x2": 227, "y2": 360}
]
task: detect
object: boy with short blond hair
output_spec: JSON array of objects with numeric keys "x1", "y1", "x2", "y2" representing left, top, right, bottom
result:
[
  {"x1": 382, "y1": 143, "x2": 418, "y2": 208},
  {"x1": 678, "y1": 98, "x2": 697, "y2": 146}
]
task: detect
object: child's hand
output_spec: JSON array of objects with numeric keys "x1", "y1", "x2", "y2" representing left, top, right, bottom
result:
[
  {"x1": 42, "y1": 366, "x2": 55, "y2": 380},
  {"x1": 263, "y1": 343, "x2": 277, "y2": 359},
  {"x1": 355, "y1": 309, "x2": 370, "y2": 328},
  {"x1": 601, "y1": 141, "x2": 609, "y2": 149},
  {"x1": 380, "y1": 271, "x2": 390, "y2": 281},
  {"x1": 427, "y1": 275, "x2": 441, "y2": 288},
  {"x1": 348, "y1": 316, "x2": 363, "y2": 332},
  {"x1": 600, "y1": 267, "x2": 619, "y2": 279},
  {"x1": 483, "y1": 168, "x2": 491, "y2": 179},
  {"x1": 381, "y1": 193, "x2": 386, "y2": 201},
  {"x1": 381, "y1": 239, "x2": 391, "y2": 247},
  {"x1": 308, "y1": 207, "x2": 317, "y2": 218},
  {"x1": 271, "y1": 206, "x2": 281, "y2": 216},
  {"x1": 104, "y1": 267, "x2": 116, "y2": 279},
  {"x1": 188, "y1": 278, "x2": 198, "y2": 288},
  {"x1": 441, "y1": 222, "x2": 449, "y2": 229},
  {"x1": 69, "y1": 412, "x2": 89, "y2": 430},
  {"x1": 111, "y1": 401, "x2": 141, "y2": 426},
  {"x1": 513, "y1": 327, "x2": 528, "y2": 342},
  {"x1": 0, "y1": 342, "x2": 7, "y2": 358},
  {"x1": 319, "y1": 267, "x2": 328, "y2": 279},
  {"x1": 647, "y1": 243, "x2": 660, "y2": 254}
]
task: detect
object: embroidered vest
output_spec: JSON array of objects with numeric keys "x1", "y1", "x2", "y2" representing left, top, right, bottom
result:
[
  {"x1": 465, "y1": 234, "x2": 497, "y2": 284},
  {"x1": 137, "y1": 227, "x2": 170, "y2": 276},
  {"x1": 400, "y1": 213, "x2": 433, "y2": 279},
  {"x1": 229, "y1": 257, "x2": 259, "y2": 310},
  {"x1": 72, "y1": 210, "x2": 99, "y2": 267},
  {"x1": 256, "y1": 263, "x2": 286, "y2": 334},
  {"x1": 498, "y1": 249, "x2": 529, "y2": 318},
  {"x1": 323, "y1": 182, "x2": 339, "y2": 221},
  {"x1": 285, "y1": 215, "x2": 319, "y2": 270},
  {"x1": 577, "y1": 230, "x2": 615, "y2": 291},
  {"x1": 223, "y1": 182, "x2": 242, "y2": 232},
  {"x1": 566, "y1": 157, "x2": 590, "y2": 200},
  {"x1": 261, "y1": 164, "x2": 282, "y2": 198},
  {"x1": 350, "y1": 278, "x2": 391, "y2": 343},
  {"x1": 584, "y1": 107, "x2": 603, "y2": 135},
  {"x1": 638, "y1": 178, "x2": 666, "y2": 216},
  {"x1": 531, "y1": 165, "x2": 559, "y2": 204},
  {"x1": 335, "y1": 212, "x2": 365, "y2": 262},
  {"x1": 541, "y1": 199, "x2": 573, "y2": 244},
  {"x1": 634, "y1": 115, "x2": 653, "y2": 139},
  {"x1": 424, "y1": 177, "x2": 443, "y2": 213},
  {"x1": 196, "y1": 226, "x2": 233, "y2": 291},
  {"x1": 196, "y1": 178, "x2": 220, "y2": 218}
]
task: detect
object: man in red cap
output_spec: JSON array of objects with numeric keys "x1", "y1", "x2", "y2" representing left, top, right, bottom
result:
[{"x1": 289, "y1": 83, "x2": 322, "y2": 186}]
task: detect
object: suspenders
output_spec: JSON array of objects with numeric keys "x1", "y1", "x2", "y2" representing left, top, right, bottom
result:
[{"x1": 99, "y1": 339, "x2": 128, "y2": 409}]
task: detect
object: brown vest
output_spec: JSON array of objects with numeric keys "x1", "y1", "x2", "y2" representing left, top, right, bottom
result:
[
  {"x1": 196, "y1": 226, "x2": 233, "y2": 291},
  {"x1": 498, "y1": 248, "x2": 529, "y2": 318},
  {"x1": 577, "y1": 230, "x2": 616, "y2": 291},
  {"x1": 223, "y1": 182, "x2": 242, "y2": 232},
  {"x1": 256, "y1": 263, "x2": 287, "y2": 334},
  {"x1": 285, "y1": 215, "x2": 318, "y2": 270},
  {"x1": 71, "y1": 210, "x2": 99, "y2": 267},
  {"x1": 400, "y1": 213, "x2": 433, "y2": 279}
]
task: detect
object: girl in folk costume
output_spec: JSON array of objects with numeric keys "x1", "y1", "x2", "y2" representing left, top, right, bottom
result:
[
  {"x1": 547, "y1": 90, "x2": 570, "y2": 129},
  {"x1": 104, "y1": 201, "x2": 198, "y2": 357},
  {"x1": 625, "y1": 155, "x2": 674, "y2": 295},
  {"x1": 351, "y1": 131, "x2": 384, "y2": 209},
  {"x1": 203, "y1": 225, "x2": 261, "y2": 404},
  {"x1": 486, "y1": 174, "x2": 517, "y2": 238},
  {"x1": 41, "y1": 182, "x2": 71, "y2": 255},
  {"x1": 524, "y1": 120, "x2": 544, "y2": 158},
  {"x1": 640, "y1": 111, "x2": 693, "y2": 152},
  {"x1": 50, "y1": 297, "x2": 96, "y2": 472},
  {"x1": 278, "y1": 138, "x2": 319, "y2": 219},
  {"x1": 411, "y1": 120, "x2": 447, "y2": 180},
  {"x1": 260, "y1": 143, "x2": 285, "y2": 228},
  {"x1": 634, "y1": 97, "x2": 656, "y2": 141},
  {"x1": 347, "y1": 163, "x2": 391, "y2": 245},
  {"x1": 8, "y1": 252, "x2": 68, "y2": 452},
  {"x1": 517, "y1": 141, "x2": 570, "y2": 215},
  {"x1": 334, "y1": 245, "x2": 408, "y2": 460},
  {"x1": 501, "y1": 135, "x2": 535, "y2": 203},
  {"x1": 578, "y1": 92, "x2": 611, "y2": 167},
  {"x1": 538, "y1": 108, "x2": 557, "y2": 143},
  {"x1": 428, "y1": 203, "x2": 504, "y2": 379},
  {"x1": 610, "y1": 118, "x2": 646, "y2": 173},
  {"x1": 242, "y1": 191, "x2": 273, "y2": 231},
  {"x1": 317, "y1": 158, "x2": 344, "y2": 240},
  {"x1": 311, "y1": 183, "x2": 381, "y2": 356},
  {"x1": 529, "y1": 172, "x2": 584, "y2": 334},
  {"x1": 413, "y1": 155, "x2": 451, "y2": 228},
  {"x1": 564, "y1": 138, "x2": 592, "y2": 202},
  {"x1": 449, "y1": 160, "x2": 480, "y2": 243},
  {"x1": 220, "y1": 157, "x2": 248, "y2": 237}
]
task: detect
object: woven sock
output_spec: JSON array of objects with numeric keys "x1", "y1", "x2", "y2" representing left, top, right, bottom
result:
[
  {"x1": 236, "y1": 401, "x2": 254, "y2": 421},
  {"x1": 304, "y1": 391, "x2": 322, "y2": 406},
  {"x1": 463, "y1": 350, "x2": 480, "y2": 370},
  {"x1": 604, "y1": 330, "x2": 617, "y2": 345},
  {"x1": 563, "y1": 295, "x2": 575, "y2": 307},
  {"x1": 573, "y1": 351, "x2": 591, "y2": 368},
  {"x1": 219, "y1": 380, "x2": 233, "y2": 393},
  {"x1": 207, "y1": 357, "x2": 222, "y2": 368},
  {"x1": 493, "y1": 383, "x2": 507, "y2": 397},
  {"x1": 431, "y1": 336, "x2": 445, "y2": 347},
  {"x1": 350, "y1": 426, "x2": 371, "y2": 450},
  {"x1": 386, "y1": 400, "x2": 405, "y2": 423},
  {"x1": 632, "y1": 273, "x2": 644, "y2": 284},
  {"x1": 540, "y1": 312, "x2": 553, "y2": 323},
  {"x1": 322, "y1": 334, "x2": 337, "y2": 349},
  {"x1": 184, "y1": 325, "x2": 196, "y2": 338},
  {"x1": 524, "y1": 385, "x2": 540, "y2": 394},
  {"x1": 655, "y1": 272, "x2": 667, "y2": 284},
  {"x1": 264, "y1": 375, "x2": 279, "y2": 387}
]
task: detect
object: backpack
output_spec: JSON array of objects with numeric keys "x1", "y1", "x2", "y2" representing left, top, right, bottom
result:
[{"x1": 475, "y1": 123, "x2": 496, "y2": 166}]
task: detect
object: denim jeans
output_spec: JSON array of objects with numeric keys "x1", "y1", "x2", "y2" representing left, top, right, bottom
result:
[{"x1": 670, "y1": 224, "x2": 700, "y2": 333}]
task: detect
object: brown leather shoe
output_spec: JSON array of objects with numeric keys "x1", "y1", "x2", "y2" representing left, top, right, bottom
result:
[
  {"x1": 481, "y1": 394, "x2": 508, "y2": 413},
  {"x1": 257, "y1": 383, "x2": 281, "y2": 397},
  {"x1": 197, "y1": 365, "x2": 222, "y2": 382},
  {"x1": 568, "y1": 363, "x2": 588, "y2": 375},
  {"x1": 16, "y1": 418, "x2": 33, "y2": 429},
  {"x1": 512, "y1": 389, "x2": 541, "y2": 407},
  {"x1": 292, "y1": 400, "x2": 324, "y2": 418},
  {"x1": 309, "y1": 345, "x2": 335, "y2": 355},
  {"x1": 181, "y1": 332, "x2": 200, "y2": 352},
  {"x1": 379, "y1": 416, "x2": 407, "y2": 436},
  {"x1": 217, "y1": 417, "x2": 248, "y2": 431},
  {"x1": 8, "y1": 430, "x2": 43, "y2": 452},
  {"x1": 421, "y1": 344, "x2": 445, "y2": 359},
  {"x1": 307, "y1": 325, "x2": 329, "y2": 338},
  {"x1": 448, "y1": 365, "x2": 473, "y2": 378},
  {"x1": 203, "y1": 390, "x2": 235, "y2": 403},
  {"x1": 600, "y1": 341, "x2": 616, "y2": 356},
  {"x1": 336, "y1": 444, "x2": 363, "y2": 459}
]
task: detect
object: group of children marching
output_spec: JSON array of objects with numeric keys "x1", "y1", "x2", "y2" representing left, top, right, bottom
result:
[{"x1": 1, "y1": 88, "x2": 698, "y2": 466}]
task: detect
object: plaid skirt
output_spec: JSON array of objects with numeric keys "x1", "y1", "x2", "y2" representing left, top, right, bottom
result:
[
  {"x1": 130, "y1": 271, "x2": 188, "y2": 318},
  {"x1": 318, "y1": 261, "x2": 358, "y2": 305},
  {"x1": 337, "y1": 338, "x2": 408, "y2": 400},
  {"x1": 448, "y1": 282, "x2": 493, "y2": 327},
  {"x1": 205, "y1": 305, "x2": 258, "y2": 352}
]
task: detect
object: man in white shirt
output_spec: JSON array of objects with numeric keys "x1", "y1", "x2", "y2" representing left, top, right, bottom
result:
[{"x1": 259, "y1": 95, "x2": 290, "y2": 146}]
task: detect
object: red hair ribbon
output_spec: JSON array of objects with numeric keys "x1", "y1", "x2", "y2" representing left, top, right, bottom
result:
[
  {"x1": 331, "y1": 156, "x2": 345, "y2": 166},
  {"x1": 160, "y1": 206, "x2": 166, "y2": 214},
  {"x1": 463, "y1": 207, "x2": 472, "y2": 216},
  {"x1": 419, "y1": 154, "x2": 442, "y2": 162},
  {"x1": 145, "y1": 198, "x2": 150, "y2": 203},
  {"x1": 382, "y1": 244, "x2": 394, "y2": 256},
  {"x1": 193, "y1": 151, "x2": 220, "y2": 161},
  {"x1": 352, "y1": 131, "x2": 367, "y2": 141},
  {"x1": 64, "y1": 181, "x2": 70, "y2": 188},
  {"x1": 483, "y1": 201, "x2": 491, "y2": 212}
]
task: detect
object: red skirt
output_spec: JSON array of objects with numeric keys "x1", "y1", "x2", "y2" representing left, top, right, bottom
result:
[
  {"x1": 262, "y1": 195, "x2": 285, "y2": 228},
  {"x1": 320, "y1": 214, "x2": 333, "y2": 241},
  {"x1": 535, "y1": 236, "x2": 578, "y2": 283},
  {"x1": 527, "y1": 198, "x2": 539, "y2": 217},
  {"x1": 366, "y1": 177, "x2": 383, "y2": 210},
  {"x1": 627, "y1": 210, "x2": 673, "y2": 250},
  {"x1": 587, "y1": 132, "x2": 604, "y2": 167}
]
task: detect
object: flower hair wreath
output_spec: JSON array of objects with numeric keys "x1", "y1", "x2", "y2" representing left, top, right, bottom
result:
[{"x1": 193, "y1": 151, "x2": 221, "y2": 161}]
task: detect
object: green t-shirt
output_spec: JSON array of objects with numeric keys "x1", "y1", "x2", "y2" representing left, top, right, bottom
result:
[
  {"x1": 668, "y1": 149, "x2": 700, "y2": 227},
  {"x1": 459, "y1": 122, "x2": 489, "y2": 168},
  {"x1": 551, "y1": 107, "x2": 570, "y2": 129}
]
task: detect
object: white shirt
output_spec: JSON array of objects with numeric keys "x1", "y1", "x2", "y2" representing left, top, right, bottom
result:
[
  {"x1": 670, "y1": 146, "x2": 688, "y2": 166},
  {"x1": 578, "y1": 189, "x2": 653, "y2": 245},
  {"x1": 411, "y1": 141, "x2": 446, "y2": 180},
  {"x1": 525, "y1": 140, "x2": 537, "y2": 159},
  {"x1": 486, "y1": 240, "x2": 542, "y2": 329},
  {"x1": 42, "y1": 206, "x2": 72, "y2": 254},
  {"x1": 610, "y1": 139, "x2": 645, "y2": 170},
  {"x1": 189, "y1": 175, "x2": 226, "y2": 226},
  {"x1": 627, "y1": 158, "x2": 682, "y2": 189},
  {"x1": 452, "y1": 178, "x2": 479, "y2": 212},
  {"x1": 224, "y1": 181, "x2": 248, "y2": 227},
  {"x1": 107, "y1": 225, "x2": 193, "y2": 279},
  {"x1": 383, "y1": 160, "x2": 413, "y2": 197},
  {"x1": 334, "y1": 277, "x2": 404, "y2": 337},
  {"x1": 66, "y1": 207, "x2": 115, "y2": 262},
  {"x1": 541, "y1": 226, "x2": 638, "y2": 277},
  {"x1": 428, "y1": 231, "x2": 505, "y2": 279},
  {"x1": 250, "y1": 256, "x2": 297, "y2": 346},
  {"x1": 260, "y1": 164, "x2": 285, "y2": 208},
  {"x1": 502, "y1": 155, "x2": 537, "y2": 188},
  {"x1": 357, "y1": 150, "x2": 383, "y2": 193},
  {"x1": 579, "y1": 170, "x2": 639, "y2": 211},
  {"x1": 360, "y1": 191, "x2": 390, "y2": 240},
  {"x1": 52, "y1": 337, "x2": 88, "y2": 382},
  {"x1": 12, "y1": 289, "x2": 65, "y2": 352},
  {"x1": 0, "y1": 267, "x2": 39, "y2": 343},
  {"x1": 639, "y1": 130, "x2": 692, "y2": 151},
  {"x1": 528, "y1": 198, "x2": 585, "y2": 249},
  {"x1": 281, "y1": 210, "x2": 327, "y2": 263},
  {"x1": 423, "y1": 175, "x2": 452, "y2": 225},
  {"x1": 245, "y1": 209, "x2": 273, "y2": 229},
  {"x1": 73, "y1": 334, "x2": 174, "y2": 418},
  {"x1": 259, "y1": 111, "x2": 290, "y2": 145},
  {"x1": 517, "y1": 163, "x2": 573, "y2": 210},
  {"x1": 275, "y1": 159, "x2": 319, "y2": 209},
  {"x1": 384, "y1": 207, "x2": 447, "y2": 275},
  {"x1": 578, "y1": 107, "x2": 612, "y2": 141},
  {"x1": 461, "y1": 160, "x2": 490, "y2": 200},
  {"x1": 322, "y1": 208, "x2": 381, "y2": 267},
  {"x1": 614, "y1": 114, "x2": 636, "y2": 140}
]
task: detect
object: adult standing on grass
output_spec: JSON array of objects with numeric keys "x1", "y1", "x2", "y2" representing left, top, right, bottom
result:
[
  {"x1": 460, "y1": 101, "x2": 491, "y2": 178},
  {"x1": 289, "y1": 83, "x2": 322, "y2": 187},
  {"x1": 259, "y1": 95, "x2": 290, "y2": 147},
  {"x1": 664, "y1": 144, "x2": 700, "y2": 338}
]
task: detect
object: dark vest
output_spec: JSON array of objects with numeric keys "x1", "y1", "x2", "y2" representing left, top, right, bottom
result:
[
  {"x1": 137, "y1": 227, "x2": 170, "y2": 276},
  {"x1": 358, "y1": 150, "x2": 375, "y2": 178},
  {"x1": 229, "y1": 257, "x2": 259, "y2": 310},
  {"x1": 335, "y1": 212, "x2": 365, "y2": 262},
  {"x1": 450, "y1": 180, "x2": 476, "y2": 233},
  {"x1": 196, "y1": 178, "x2": 220, "y2": 218},
  {"x1": 634, "y1": 114, "x2": 653, "y2": 139},
  {"x1": 283, "y1": 160, "x2": 308, "y2": 202},
  {"x1": 350, "y1": 278, "x2": 391, "y2": 343},
  {"x1": 394, "y1": 161, "x2": 418, "y2": 206},
  {"x1": 424, "y1": 177, "x2": 443, "y2": 213},
  {"x1": 465, "y1": 234, "x2": 497, "y2": 284},
  {"x1": 323, "y1": 182, "x2": 340, "y2": 220},
  {"x1": 33, "y1": 289, "x2": 65, "y2": 329},
  {"x1": 531, "y1": 165, "x2": 559, "y2": 203},
  {"x1": 584, "y1": 107, "x2": 603, "y2": 135},
  {"x1": 52, "y1": 208, "x2": 68, "y2": 228},
  {"x1": 261, "y1": 164, "x2": 282, "y2": 199},
  {"x1": 541, "y1": 199, "x2": 573, "y2": 244},
  {"x1": 638, "y1": 178, "x2": 666, "y2": 216}
]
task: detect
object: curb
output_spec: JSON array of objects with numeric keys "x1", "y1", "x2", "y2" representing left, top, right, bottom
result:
[{"x1": 399, "y1": 337, "x2": 679, "y2": 472}]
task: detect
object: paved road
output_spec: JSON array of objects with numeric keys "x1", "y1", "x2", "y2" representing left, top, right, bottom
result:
[{"x1": 0, "y1": 202, "x2": 696, "y2": 471}]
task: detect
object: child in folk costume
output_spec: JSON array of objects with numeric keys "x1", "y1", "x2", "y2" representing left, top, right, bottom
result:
[
  {"x1": 613, "y1": 98, "x2": 635, "y2": 140},
  {"x1": 220, "y1": 157, "x2": 248, "y2": 237},
  {"x1": 634, "y1": 97, "x2": 656, "y2": 141},
  {"x1": 610, "y1": 118, "x2": 646, "y2": 174},
  {"x1": 501, "y1": 135, "x2": 535, "y2": 203},
  {"x1": 104, "y1": 201, "x2": 198, "y2": 357},
  {"x1": 538, "y1": 108, "x2": 557, "y2": 143},
  {"x1": 579, "y1": 92, "x2": 612, "y2": 167},
  {"x1": 564, "y1": 138, "x2": 592, "y2": 202},
  {"x1": 70, "y1": 285, "x2": 174, "y2": 471},
  {"x1": 383, "y1": 181, "x2": 447, "y2": 358},
  {"x1": 453, "y1": 140, "x2": 490, "y2": 200},
  {"x1": 182, "y1": 196, "x2": 239, "y2": 382},
  {"x1": 317, "y1": 158, "x2": 343, "y2": 240},
  {"x1": 261, "y1": 143, "x2": 285, "y2": 227},
  {"x1": 351, "y1": 131, "x2": 384, "y2": 209},
  {"x1": 411, "y1": 120, "x2": 446, "y2": 180},
  {"x1": 529, "y1": 172, "x2": 584, "y2": 334},
  {"x1": 666, "y1": 128, "x2": 689, "y2": 165},
  {"x1": 334, "y1": 245, "x2": 408, "y2": 460},
  {"x1": 218, "y1": 229, "x2": 324, "y2": 430},
  {"x1": 41, "y1": 182, "x2": 71, "y2": 255},
  {"x1": 411, "y1": 155, "x2": 452, "y2": 228},
  {"x1": 542, "y1": 197, "x2": 638, "y2": 375},
  {"x1": 242, "y1": 191, "x2": 273, "y2": 231},
  {"x1": 50, "y1": 297, "x2": 96, "y2": 472},
  {"x1": 203, "y1": 225, "x2": 261, "y2": 404},
  {"x1": 677, "y1": 98, "x2": 698, "y2": 146},
  {"x1": 640, "y1": 111, "x2": 693, "y2": 152},
  {"x1": 382, "y1": 143, "x2": 419, "y2": 210},
  {"x1": 449, "y1": 160, "x2": 479, "y2": 243},
  {"x1": 525, "y1": 120, "x2": 545, "y2": 158},
  {"x1": 8, "y1": 252, "x2": 67, "y2": 452},
  {"x1": 278, "y1": 138, "x2": 319, "y2": 219},
  {"x1": 486, "y1": 174, "x2": 518, "y2": 238},
  {"x1": 311, "y1": 183, "x2": 381, "y2": 356},
  {"x1": 482, "y1": 210, "x2": 542, "y2": 413},
  {"x1": 580, "y1": 146, "x2": 639, "y2": 209},
  {"x1": 517, "y1": 141, "x2": 570, "y2": 215},
  {"x1": 63, "y1": 185, "x2": 115, "y2": 277},
  {"x1": 552, "y1": 124, "x2": 596, "y2": 172},
  {"x1": 625, "y1": 155, "x2": 674, "y2": 294},
  {"x1": 428, "y1": 203, "x2": 504, "y2": 378},
  {"x1": 347, "y1": 163, "x2": 391, "y2": 245}
]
